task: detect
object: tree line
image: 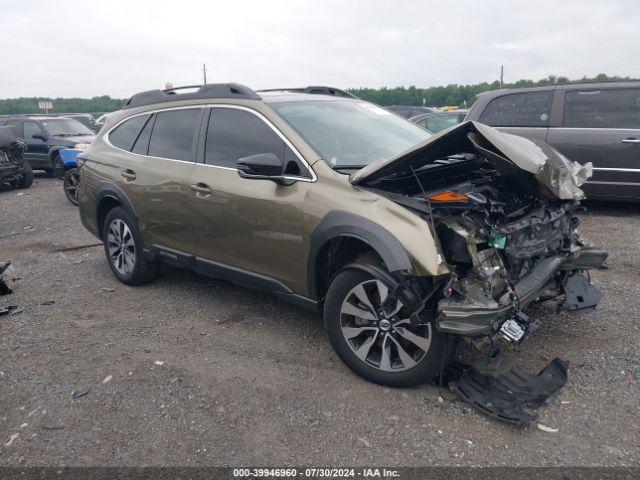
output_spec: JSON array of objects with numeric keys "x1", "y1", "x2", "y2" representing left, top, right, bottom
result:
[
  {"x1": 0, "y1": 96, "x2": 124, "y2": 116},
  {"x1": 0, "y1": 74, "x2": 635, "y2": 115},
  {"x1": 350, "y1": 73, "x2": 636, "y2": 107}
]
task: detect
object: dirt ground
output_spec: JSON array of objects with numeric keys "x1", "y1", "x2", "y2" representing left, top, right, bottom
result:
[{"x1": 1, "y1": 176, "x2": 639, "y2": 467}]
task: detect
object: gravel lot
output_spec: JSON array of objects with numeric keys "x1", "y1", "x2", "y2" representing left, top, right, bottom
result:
[{"x1": 1, "y1": 177, "x2": 639, "y2": 467}]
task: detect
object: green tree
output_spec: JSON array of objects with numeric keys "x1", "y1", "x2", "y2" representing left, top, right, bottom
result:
[{"x1": 348, "y1": 73, "x2": 636, "y2": 108}]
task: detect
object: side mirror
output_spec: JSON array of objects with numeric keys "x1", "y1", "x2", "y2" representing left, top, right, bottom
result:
[
  {"x1": 237, "y1": 153, "x2": 295, "y2": 185},
  {"x1": 32, "y1": 133, "x2": 47, "y2": 141}
]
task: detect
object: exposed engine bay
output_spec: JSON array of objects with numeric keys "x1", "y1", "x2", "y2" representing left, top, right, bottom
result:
[
  {"x1": 354, "y1": 123, "x2": 608, "y2": 344},
  {"x1": 349, "y1": 122, "x2": 607, "y2": 423},
  {"x1": 380, "y1": 156, "x2": 579, "y2": 273}
]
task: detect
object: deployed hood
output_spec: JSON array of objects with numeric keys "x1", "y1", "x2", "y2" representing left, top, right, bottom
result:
[{"x1": 350, "y1": 121, "x2": 592, "y2": 200}]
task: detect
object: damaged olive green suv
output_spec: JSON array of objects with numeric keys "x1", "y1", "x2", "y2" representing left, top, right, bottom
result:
[{"x1": 78, "y1": 84, "x2": 607, "y2": 387}]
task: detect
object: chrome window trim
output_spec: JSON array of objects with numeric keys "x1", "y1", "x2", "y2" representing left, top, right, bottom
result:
[
  {"x1": 548, "y1": 127, "x2": 640, "y2": 131},
  {"x1": 104, "y1": 103, "x2": 316, "y2": 183},
  {"x1": 496, "y1": 126, "x2": 549, "y2": 129},
  {"x1": 593, "y1": 167, "x2": 640, "y2": 172}
]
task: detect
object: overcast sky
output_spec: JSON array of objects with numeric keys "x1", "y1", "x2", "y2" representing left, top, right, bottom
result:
[{"x1": 1, "y1": 0, "x2": 639, "y2": 99}]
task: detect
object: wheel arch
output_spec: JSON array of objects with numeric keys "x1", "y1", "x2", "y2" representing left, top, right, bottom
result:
[
  {"x1": 308, "y1": 210, "x2": 413, "y2": 301},
  {"x1": 95, "y1": 182, "x2": 138, "y2": 238}
]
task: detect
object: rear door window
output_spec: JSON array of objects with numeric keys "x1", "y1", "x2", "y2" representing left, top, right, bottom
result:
[
  {"x1": 563, "y1": 89, "x2": 640, "y2": 129},
  {"x1": 148, "y1": 108, "x2": 201, "y2": 161},
  {"x1": 109, "y1": 114, "x2": 150, "y2": 151},
  {"x1": 478, "y1": 91, "x2": 553, "y2": 127},
  {"x1": 205, "y1": 107, "x2": 310, "y2": 177}
]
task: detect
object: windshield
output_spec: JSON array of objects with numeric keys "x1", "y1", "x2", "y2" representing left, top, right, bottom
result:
[
  {"x1": 272, "y1": 100, "x2": 431, "y2": 168},
  {"x1": 41, "y1": 118, "x2": 93, "y2": 136}
]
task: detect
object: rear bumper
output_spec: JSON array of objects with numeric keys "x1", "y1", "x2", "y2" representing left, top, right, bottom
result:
[{"x1": 437, "y1": 246, "x2": 607, "y2": 336}]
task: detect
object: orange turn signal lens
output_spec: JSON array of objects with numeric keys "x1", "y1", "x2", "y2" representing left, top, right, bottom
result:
[{"x1": 427, "y1": 191, "x2": 470, "y2": 202}]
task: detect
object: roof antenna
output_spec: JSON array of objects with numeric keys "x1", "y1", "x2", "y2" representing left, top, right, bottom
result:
[{"x1": 202, "y1": 63, "x2": 207, "y2": 85}]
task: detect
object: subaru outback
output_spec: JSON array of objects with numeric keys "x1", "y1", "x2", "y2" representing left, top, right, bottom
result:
[{"x1": 77, "y1": 84, "x2": 607, "y2": 387}]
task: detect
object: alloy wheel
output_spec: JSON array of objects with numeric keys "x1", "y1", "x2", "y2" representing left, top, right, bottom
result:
[
  {"x1": 107, "y1": 219, "x2": 136, "y2": 275},
  {"x1": 339, "y1": 279, "x2": 431, "y2": 372},
  {"x1": 64, "y1": 170, "x2": 80, "y2": 206}
]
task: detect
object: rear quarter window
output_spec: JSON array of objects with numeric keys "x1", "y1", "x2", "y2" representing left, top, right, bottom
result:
[
  {"x1": 478, "y1": 91, "x2": 553, "y2": 127},
  {"x1": 109, "y1": 114, "x2": 151, "y2": 151}
]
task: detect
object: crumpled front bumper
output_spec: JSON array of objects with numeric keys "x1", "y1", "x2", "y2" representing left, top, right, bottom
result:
[{"x1": 436, "y1": 246, "x2": 608, "y2": 336}]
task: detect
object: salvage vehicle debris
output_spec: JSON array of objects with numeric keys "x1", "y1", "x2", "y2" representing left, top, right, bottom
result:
[
  {"x1": 448, "y1": 354, "x2": 568, "y2": 425},
  {"x1": 71, "y1": 387, "x2": 90, "y2": 399},
  {"x1": 0, "y1": 262, "x2": 12, "y2": 295},
  {"x1": 537, "y1": 423, "x2": 559, "y2": 433},
  {"x1": 0, "y1": 126, "x2": 32, "y2": 190},
  {"x1": 0, "y1": 305, "x2": 19, "y2": 316},
  {"x1": 4, "y1": 432, "x2": 19, "y2": 447}
]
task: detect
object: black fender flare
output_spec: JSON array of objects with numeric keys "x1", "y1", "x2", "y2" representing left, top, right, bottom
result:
[
  {"x1": 307, "y1": 210, "x2": 413, "y2": 299},
  {"x1": 95, "y1": 181, "x2": 139, "y2": 232}
]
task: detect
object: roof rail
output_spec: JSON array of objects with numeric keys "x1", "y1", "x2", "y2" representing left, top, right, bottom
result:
[
  {"x1": 257, "y1": 86, "x2": 358, "y2": 99},
  {"x1": 122, "y1": 83, "x2": 261, "y2": 109}
]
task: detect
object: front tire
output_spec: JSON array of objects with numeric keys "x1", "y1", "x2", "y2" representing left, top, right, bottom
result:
[
  {"x1": 102, "y1": 207, "x2": 160, "y2": 285},
  {"x1": 324, "y1": 263, "x2": 451, "y2": 387},
  {"x1": 63, "y1": 168, "x2": 80, "y2": 205}
]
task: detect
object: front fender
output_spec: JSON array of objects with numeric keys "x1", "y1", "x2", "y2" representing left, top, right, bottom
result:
[{"x1": 307, "y1": 210, "x2": 413, "y2": 299}]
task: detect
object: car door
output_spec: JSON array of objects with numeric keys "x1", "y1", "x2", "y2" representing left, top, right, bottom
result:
[
  {"x1": 22, "y1": 120, "x2": 51, "y2": 169},
  {"x1": 476, "y1": 90, "x2": 554, "y2": 142},
  {"x1": 186, "y1": 105, "x2": 314, "y2": 293},
  {"x1": 104, "y1": 108, "x2": 202, "y2": 252},
  {"x1": 546, "y1": 87, "x2": 640, "y2": 200}
]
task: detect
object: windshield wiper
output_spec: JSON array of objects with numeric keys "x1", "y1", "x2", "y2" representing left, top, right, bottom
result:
[{"x1": 334, "y1": 164, "x2": 366, "y2": 169}]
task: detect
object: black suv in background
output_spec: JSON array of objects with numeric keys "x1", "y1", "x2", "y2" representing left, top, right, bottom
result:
[
  {"x1": 0, "y1": 116, "x2": 95, "y2": 174},
  {"x1": 465, "y1": 81, "x2": 640, "y2": 201}
]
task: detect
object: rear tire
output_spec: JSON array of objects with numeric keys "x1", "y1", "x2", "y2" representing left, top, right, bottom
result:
[
  {"x1": 17, "y1": 160, "x2": 33, "y2": 188},
  {"x1": 324, "y1": 262, "x2": 452, "y2": 387},
  {"x1": 102, "y1": 207, "x2": 160, "y2": 285}
]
